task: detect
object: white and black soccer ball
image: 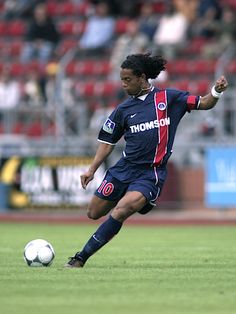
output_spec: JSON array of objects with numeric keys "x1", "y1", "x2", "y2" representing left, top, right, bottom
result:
[{"x1": 24, "y1": 239, "x2": 55, "y2": 267}]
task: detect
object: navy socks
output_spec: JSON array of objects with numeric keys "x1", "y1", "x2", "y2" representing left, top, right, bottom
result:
[{"x1": 78, "y1": 215, "x2": 123, "y2": 264}]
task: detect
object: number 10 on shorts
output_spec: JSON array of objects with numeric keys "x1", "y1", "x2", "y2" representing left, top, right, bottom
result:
[{"x1": 98, "y1": 180, "x2": 114, "y2": 196}]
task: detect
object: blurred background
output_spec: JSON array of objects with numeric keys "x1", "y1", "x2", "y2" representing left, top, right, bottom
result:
[{"x1": 0, "y1": 0, "x2": 235, "y2": 214}]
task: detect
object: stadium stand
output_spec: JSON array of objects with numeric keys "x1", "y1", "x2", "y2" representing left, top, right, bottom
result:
[
  {"x1": 0, "y1": 0, "x2": 235, "y2": 212},
  {"x1": 0, "y1": 0, "x2": 235, "y2": 145}
]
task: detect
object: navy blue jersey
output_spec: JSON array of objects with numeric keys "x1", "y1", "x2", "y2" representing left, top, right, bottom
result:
[{"x1": 98, "y1": 87, "x2": 200, "y2": 166}]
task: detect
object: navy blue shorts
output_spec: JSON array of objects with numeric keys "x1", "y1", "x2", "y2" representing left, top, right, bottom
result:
[{"x1": 94, "y1": 158, "x2": 166, "y2": 205}]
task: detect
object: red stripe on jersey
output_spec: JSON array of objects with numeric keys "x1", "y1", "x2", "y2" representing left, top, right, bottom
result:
[
  {"x1": 153, "y1": 90, "x2": 168, "y2": 166},
  {"x1": 187, "y1": 95, "x2": 198, "y2": 110}
]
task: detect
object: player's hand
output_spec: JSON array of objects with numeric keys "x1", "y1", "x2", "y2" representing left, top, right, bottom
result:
[
  {"x1": 215, "y1": 76, "x2": 228, "y2": 93},
  {"x1": 80, "y1": 170, "x2": 94, "y2": 190}
]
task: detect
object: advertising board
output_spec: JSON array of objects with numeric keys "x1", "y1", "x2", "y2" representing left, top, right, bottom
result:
[
  {"x1": 205, "y1": 148, "x2": 236, "y2": 208},
  {"x1": 0, "y1": 156, "x2": 105, "y2": 209}
]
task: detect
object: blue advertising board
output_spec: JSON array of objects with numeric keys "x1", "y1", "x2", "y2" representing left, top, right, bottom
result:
[{"x1": 205, "y1": 148, "x2": 236, "y2": 208}]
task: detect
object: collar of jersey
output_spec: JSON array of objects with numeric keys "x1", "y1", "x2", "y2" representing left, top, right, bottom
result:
[{"x1": 136, "y1": 86, "x2": 154, "y2": 101}]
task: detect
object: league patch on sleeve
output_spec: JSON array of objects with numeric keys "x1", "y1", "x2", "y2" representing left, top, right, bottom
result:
[{"x1": 103, "y1": 118, "x2": 115, "y2": 134}]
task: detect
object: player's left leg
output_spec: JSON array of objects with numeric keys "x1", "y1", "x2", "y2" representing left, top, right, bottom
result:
[{"x1": 64, "y1": 191, "x2": 146, "y2": 268}]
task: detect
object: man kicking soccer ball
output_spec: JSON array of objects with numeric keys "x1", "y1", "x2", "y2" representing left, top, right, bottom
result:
[{"x1": 65, "y1": 52, "x2": 228, "y2": 268}]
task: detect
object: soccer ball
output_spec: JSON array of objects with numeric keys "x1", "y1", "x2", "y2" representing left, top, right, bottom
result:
[{"x1": 24, "y1": 239, "x2": 55, "y2": 267}]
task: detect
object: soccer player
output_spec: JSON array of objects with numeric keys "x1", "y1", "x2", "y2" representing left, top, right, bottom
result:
[{"x1": 65, "y1": 53, "x2": 228, "y2": 268}]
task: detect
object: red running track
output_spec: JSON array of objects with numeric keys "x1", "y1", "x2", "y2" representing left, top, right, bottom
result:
[{"x1": 1, "y1": 210, "x2": 236, "y2": 225}]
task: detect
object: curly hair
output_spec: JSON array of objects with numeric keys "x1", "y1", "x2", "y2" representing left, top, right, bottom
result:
[{"x1": 120, "y1": 52, "x2": 167, "y2": 80}]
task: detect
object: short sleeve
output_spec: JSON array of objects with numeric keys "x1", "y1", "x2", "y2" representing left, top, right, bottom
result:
[
  {"x1": 98, "y1": 108, "x2": 124, "y2": 144},
  {"x1": 186, "y1": 95, "x2": 201, "y2": 111},
  {"x1": 168, "y1": 89, "x2": 200, "y2": 112}
]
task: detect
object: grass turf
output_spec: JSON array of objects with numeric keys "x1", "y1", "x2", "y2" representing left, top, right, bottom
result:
[{"x1": 0, "y1": 222, "x2": 236, "y2": 314}]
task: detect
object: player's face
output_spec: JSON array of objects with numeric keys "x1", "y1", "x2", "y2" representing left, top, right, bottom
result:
[{"x1": 120, "y1": 68, "x2": 143, "y2": 96}]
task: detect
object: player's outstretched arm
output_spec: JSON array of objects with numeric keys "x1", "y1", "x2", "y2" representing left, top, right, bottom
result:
[
  {"x1": 80, "y1": 143, "x2": 114, "y2": 189},
  {"x1": 198, "y1": 76, "x2": 228, "y2": 110}
]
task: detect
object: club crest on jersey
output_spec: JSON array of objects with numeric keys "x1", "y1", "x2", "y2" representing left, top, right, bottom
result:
[
  {"x1": 103, "y1": 118, "x2": 115, "y2": 134},
  {"x1": 157, "y1": 102, "x2": 166, "y2": 111}
]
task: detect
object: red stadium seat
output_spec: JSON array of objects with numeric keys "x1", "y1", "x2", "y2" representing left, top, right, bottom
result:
[
  {"x1": 28, "y1": 121, "x2": 56, "y2": 137},
  {"x1": 75, "y1": 81, "x2": 118, "y2": 98},
  {"x1": 0, "y1": 21, "x2": 6, "y2": 35},
  {"x1": 9, "y1": 62, "x2": 42, "y2": 76},
  {"x1": 93, "y1": 82, "x2": 117, "y2": 97},
  {"x1": 73, "y1": 21, "x2": 86, "y2": 36},
  {"x1": 76, "y1": 61, "x2": 95, "y2": 76},
  {"x1": 0, "y1": 2, "x2": 4, "y2": 13},
  {"x1": 227, "y1": 60, "x2": 236, "y2": 73},
  {"x1": 171, "y1": 79, "x2": 210, "y2": 94},
  {"x1": 59, "y1": 21, "x2": 86, "y2": 36},
  {"x1": 13, "y1": 120, "x2": 55, "y2": 137},
  {"x1": 47, "y1": 1, "x2": 58, "y2": 16},
  {"x1": 152, "y1": 1, "x2": 166, "y2": 13},
  {"x1": 195, "y1": 79, "x2": 210, "y2": 94},
  {"x1": 26, "y1": 122, "x2": 43, "y2": 137},
  {"x1": 10, "y1": 63, "x2": 25, "y2": 76},
  {"x1": 57, "y1": 39, "x2": 77, "y2": 55},
  {"x1": 0, "y1": 40, "x2": 23, "y2": 58},
  {"x1": 65, "y1": 62, "x2": 77, "y2": 76},
  {"x1": 0, "y1": 40, "x2": 8, "y2": 57},
  {"x1": 73, "y1": 61, "x2": 111, "y2": 77},
  {"x1": 171, "y1": 80, "x2": 189, "y2": 91},
  {"x1": 56, "y1": 2, "x2": 75, "y2": 15},
  {"x1": 7, "y1": 21, "x2": 26, "y2": 36},
  {"x1": 168, "y1": 59, "x2": 216, "y2": 76},
  {"x1": 187, "y1": 60, "x2": 216, "y2": 75},
  {"x1": 58, "y1": 21, "x2": 75, "y2": 36},
  {"x1": 47, "y1": 1, "x2": 90, "y2": 16},
  {"x1": 167, "y1": 60, "x2": 188, "y2": 75},
  {"x1": 115, "y1": 18, "x2": 130, "y2": 34},
  {"x1": 223, "y1": 0, "x2": 236, "y2": 8},
  {"x1": 0, "y1": 123, "x2": 5, "y2": 134},
  {"x1": 76, "y1": 82, "x2": 95, "y2": 97},
  {"x1": 9, "y1": 41, "x2": 23, "y2": 56},
  {"x1": 76, "y1": 2, "x2": 90, "y2": 15},
  {"x1": 184, "y1": 37, "x2": 208, "y2": 55},
  {"x1": 13, "y1": 122, "x2": 25, "y2": 135},
  {"x1": 92, "y1": 61, "x2": 111, "y2": 76}
]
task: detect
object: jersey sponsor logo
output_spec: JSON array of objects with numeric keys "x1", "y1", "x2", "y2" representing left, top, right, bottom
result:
[
  {"x1": 130, "y1": 117, "x2": 170, "y2": 133},
  {"x1": 103, "y1": 118, "x2": 115, "y2": 134},
  {"x1": 130, "y1": 113, "x2": 137, "y2": 118},
  {"x1": 157, "y1": 102, "x2": 166, "y2": 110}
]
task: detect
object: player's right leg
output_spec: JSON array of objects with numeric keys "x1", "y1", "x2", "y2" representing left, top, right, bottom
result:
[
  {"x1": 86, "y1": 170, "x2": 128, "y2": 219},
  {"x1": 64, "y1": 172, "x2": 127, "y2": 268},
  {"x1": 86, "y1": 195, "x2": 117, "y2": 220}
]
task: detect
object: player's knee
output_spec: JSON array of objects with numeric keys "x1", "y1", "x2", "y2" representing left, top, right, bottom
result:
[
  {"x1": 87, "y1": 209, "x2": 99, "y2": 220},
  {"x1": 87, "y1": 207, "x2": 101, "y2": 220},
  {"x1": 112, "y1": 204, "x2": 136, "y2": 222}
]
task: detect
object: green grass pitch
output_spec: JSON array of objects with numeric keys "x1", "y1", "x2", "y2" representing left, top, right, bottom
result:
[{"x1": 0, "y1": 222, "x2": 236, "y2": 314}]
